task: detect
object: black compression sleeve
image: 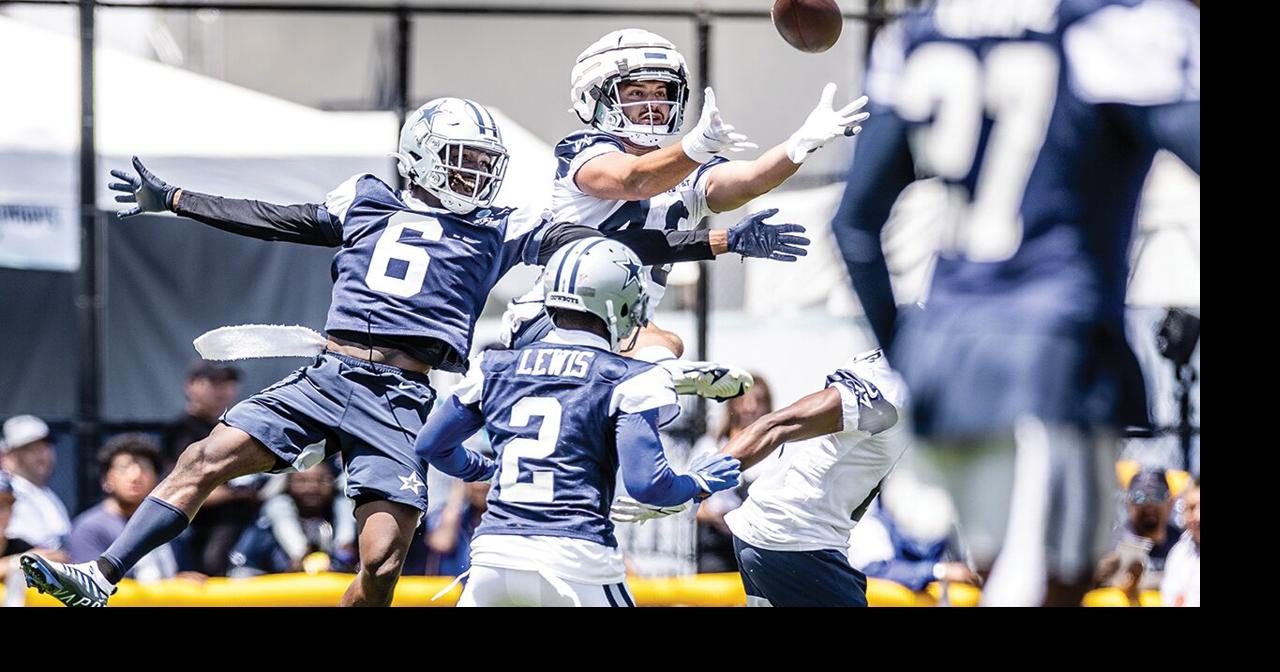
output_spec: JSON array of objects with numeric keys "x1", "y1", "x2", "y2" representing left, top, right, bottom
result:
[
  {"x1": 173, "y1": 191, "x2": 341, "y2": 247},
  {"x1": 536, "y1": 222, "x2": 714, "y2": 266}
]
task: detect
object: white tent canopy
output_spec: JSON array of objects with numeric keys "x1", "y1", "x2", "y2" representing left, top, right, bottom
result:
[{"x1": 0, "y1": 15, "x2": 554, "y2": 271}]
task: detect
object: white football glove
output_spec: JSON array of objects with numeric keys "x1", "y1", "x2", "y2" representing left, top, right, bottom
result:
[
  {"x1": 610, "y1": 496, "x2": 690, "y2": 524},
  {"x1": 681, "y1": 87, "x2": 758, "y2": 164},
  {"x1": 785, "y1": 82, "x2": 870, "y2": 164}
]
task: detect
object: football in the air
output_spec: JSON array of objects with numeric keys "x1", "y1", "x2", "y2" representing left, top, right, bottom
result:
[{"x1": 771, "y1": 0, "x2": 844, "y2": 53}]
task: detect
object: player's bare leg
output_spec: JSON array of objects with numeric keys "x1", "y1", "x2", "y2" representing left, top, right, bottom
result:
[
  {"x1": 931, "y1": 421, "x2": 1115, "y2": 607},
  {"x1": 1040, "y1": 426, "x2": 1116, "y2": 607},
  {"x1": 21, "y1": 423, "x2": 277, "y2": 607},
  {"x1": 341, "y1": 499, "x2": 420, "y2": 606},
  {"x1": 153, "y1": 423, "x2": 280, "y2": 516}
]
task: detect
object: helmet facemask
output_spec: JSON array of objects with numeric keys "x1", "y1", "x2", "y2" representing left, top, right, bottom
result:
[
  {"x1": 591, "y1": 70, "x2": 687, "y2": 148},
  {"x1": 421, "y1": 140, "x2": 508, "y2": 214},
  {"x1": 395, "y1": 98, "x2": 510, "y2": 215}
]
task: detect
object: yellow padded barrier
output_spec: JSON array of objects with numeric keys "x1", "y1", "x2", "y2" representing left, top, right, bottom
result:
[{"x1": 22, "y1": 572, "x2": 1162, "y2": 607}]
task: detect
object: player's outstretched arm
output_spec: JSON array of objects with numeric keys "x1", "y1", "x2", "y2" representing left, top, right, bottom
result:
[
  {"x1": 536, "y1": 221, "x2": 721, "y2": 266},
  {"x1": 703, "y1": 144, "x2": 800, "y2": 213},
  {"x1": 617, "y1": 410, "x2": 704, "y2": 507},
  {"x1": 574, "y1": 141, "x2": 701, "y2": 202},
  {"x1": 830, "y1": 110, "x2": 915, "y2": 350},
  {"x1": 109, "y1": 156, "x2": 342, "y2": 247},
  {"x1": 535, "y1": 208, "x2": 807, "y2": 267},
  {"x1": 610, "y1": 448, "x2": 741, "y2": 524},
  {"x1": 723, "y1": 208, "x2": 809, "y2": 262},
  {"x1": 576, "y1": 87, "x2": 756, "y2": 201},
  {"x1": 720, "y1": 387, "x2": 844, "y2": 471},
  {"x1": 617, "y1": 410, "x2": 740, "y2": 506},
  {"x1": 703, "y1": 83, "x2": 869, "y2": 213},
  {"x1": 413, "y1": 396, "x2": 494, "y2": 482}
]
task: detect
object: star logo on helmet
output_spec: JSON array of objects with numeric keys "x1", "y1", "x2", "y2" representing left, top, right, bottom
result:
[
  {"x1": 419, "y1": 101, "x2": 446, "y2": 128},
  {"x1": 614, "y1": 258, "x2": 643, "y2": 290}
]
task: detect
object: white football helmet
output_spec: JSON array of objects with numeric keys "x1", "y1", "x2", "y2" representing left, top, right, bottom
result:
[
  {"x1": 570, "y1": 29, "x2": 690, "y2": 147},
  {"x1": 394, "y1": 97, "x2": 509, "y2": 215},
  {"x1": 543, "y1": 238, "x2": 649, "y2": 351}
]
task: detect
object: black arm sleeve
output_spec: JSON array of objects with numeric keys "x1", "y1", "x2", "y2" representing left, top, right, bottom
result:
[
  {"x1": 535, "y1": 222, "x2": 715, "y2": 266},
  {"x1": 172, "y1": 191, "x2": 343, "y2": 247}
]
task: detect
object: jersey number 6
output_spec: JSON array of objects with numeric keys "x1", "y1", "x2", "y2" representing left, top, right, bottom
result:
[{"x1": 365, "y1": 212, "x2": 444, "y2": 297}]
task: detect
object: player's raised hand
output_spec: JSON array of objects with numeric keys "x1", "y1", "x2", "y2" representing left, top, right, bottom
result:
[
  {"x1": 785, "y1": 82, "x2": 870, "y2": 164},
  {"x1": 109, "y1": 156, "x2": 179, "y2": 218},
  {"x1": 726, "y1": 208, "x2": 810, "y2": 262},
  {"x1": 681, "y1": 87, "x2": 758, "y2": 163}
]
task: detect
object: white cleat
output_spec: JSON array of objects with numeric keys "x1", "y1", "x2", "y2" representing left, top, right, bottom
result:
[
  {"x1": 664, "y1": 360, "x2": 754, "y2": 400},
  {"x1": 20, "y1": 555, "x2": 117, "y2": 608}
]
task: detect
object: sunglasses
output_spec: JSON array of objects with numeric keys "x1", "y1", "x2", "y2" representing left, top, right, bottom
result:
[{"x1": 1129, "y1": 491, "x2": 1169, "y2": 505}]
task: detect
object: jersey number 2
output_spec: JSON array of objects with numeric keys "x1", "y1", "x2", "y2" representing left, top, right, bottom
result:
[{"x1": 499, "y1": 396, "x2": 563, "y2": 503}]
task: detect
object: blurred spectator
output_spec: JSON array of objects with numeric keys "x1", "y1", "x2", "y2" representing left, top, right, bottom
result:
[
  {"x1": 3, "y1": 469, "x2": 67, "y2": 591},
  {"x1": 227, "y1": 460, "x2": 356, "y2": 576},
  {"x1": 1161, "y1": 477, "x2": 1199, "y2": 607},
  {"x1": 0, "y1": 415, "x2": 71, "y2": 549},
  {"x1": 0, "y1": 471, "x2": 27, "y2": 559},
  {"x1": 848, "y1": 471, "x2": 979, "y2": 593},
  {"x1": 1095, "y1": 468, "x2": 1182, "y2": 598},
  {"x1": 692, "y1": 375, "x2": 772, "y2": 573},
  {"x1": 2, "y1": 470, "x2": 52, "y2": 607},
  {"x1": 163, "y1": 361, "x2": 260, "y2": 576},
  {"x1": 66, "y1": 434, "x2": 202, "y2": 583},
  {"x1": 162, "y1": 361, "x2": 241, "y2": 463},
  {"x1": 407, "y1": 480, "x2": 488, "y2": 576},
  {"x1": 1, "y1": 470, "x2": 21, "y2": 604}
]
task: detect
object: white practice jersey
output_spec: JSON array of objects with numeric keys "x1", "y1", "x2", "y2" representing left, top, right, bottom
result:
[
  {"x1": 504, "y1": 130, "x2": 725, "y2": 336},
  {"x1": 726, "y1": 350, "x2": 913, "y2": 552}
]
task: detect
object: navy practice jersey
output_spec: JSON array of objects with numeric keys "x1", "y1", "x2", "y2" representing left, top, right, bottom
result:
[
  {"x1": 452, "y1": 331, "x2": 680, "y2": 547},
  {"x1": 320, "y1": 174, "x2": 544, "y2": 371},
  {"x1": 833, "y1": 0, "x2": 1200, "y2": 347}
]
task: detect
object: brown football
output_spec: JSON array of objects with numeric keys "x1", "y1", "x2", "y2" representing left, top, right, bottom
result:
[{"x1": 771, "y1": 0, "x2": 843, "y2": 53}]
